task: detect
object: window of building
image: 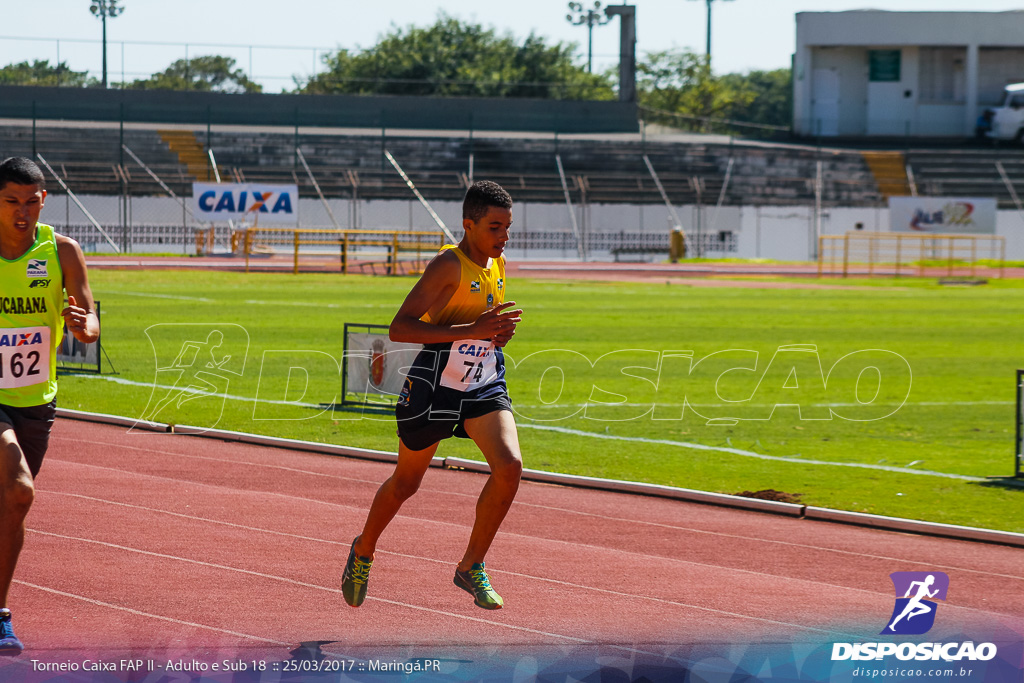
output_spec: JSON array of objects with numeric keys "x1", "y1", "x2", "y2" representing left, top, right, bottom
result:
[
  {"x1": 919, "y1": 47, "x2": 966, "y2": 103},
  {"x1": 978, "y1": 48, "x2": 1024, "y2": 105},
  {"x1": 869, "y1": 50, "x2": 901, "y2": 82}
]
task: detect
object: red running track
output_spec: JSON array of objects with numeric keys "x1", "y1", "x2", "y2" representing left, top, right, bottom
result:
[{"x1": 2, "y1": 419, "x2": 1022, "y2": 677}]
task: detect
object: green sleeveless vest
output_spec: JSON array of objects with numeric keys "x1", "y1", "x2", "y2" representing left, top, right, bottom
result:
[{"x1": 0, "y1": 224, "x2": 64, "y2": 407}]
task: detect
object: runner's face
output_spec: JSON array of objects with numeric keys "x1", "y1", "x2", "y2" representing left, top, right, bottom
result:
[
  {"x1": 465, "y1": 206, "x2": 511, "y2": 259},
  {"x1": 0, "y1": 183, "x2": 46, "y2": 244}
]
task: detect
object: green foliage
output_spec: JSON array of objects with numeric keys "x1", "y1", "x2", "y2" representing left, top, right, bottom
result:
[
  {"x1": 638, "y1": 50, "x2": 753, "y2": 121},
  {"x1": 720, "y1": 68, "x2": 792, "y2": 128},
  {"x1": 298, "y1": 13, "x2": 613, "y2": 100},
  {"x1": 124, "y1": 55, "x2": 262, "y2": 94},
  {"x1": 0, "y1": 60, "x2": 96, "y2": 87},
  {"x1": 637, "y1": 49, "x2": 792, "y2": 134}
]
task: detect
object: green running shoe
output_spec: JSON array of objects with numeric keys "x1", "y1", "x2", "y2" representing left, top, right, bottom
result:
[
  {"x1": 454, "y1": 562, "x2": 503, "y2": 610},
  {"x1": 341, "y1": 540, "x2": 373, "y2": 608}
]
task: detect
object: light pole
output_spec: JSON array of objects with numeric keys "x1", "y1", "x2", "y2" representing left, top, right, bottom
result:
[
  {"x1": 90, "y1": 0, "x2": 125, "y2": 88},
  {"x1": 688, "y1": 0, "x2": 734, "y2": 66},
  {"x1": 566, "y1": 1, "x2": 611, "y2": 73}
]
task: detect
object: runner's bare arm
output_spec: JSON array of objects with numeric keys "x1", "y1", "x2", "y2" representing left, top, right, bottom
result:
[
  {"x1": 56, "y1": 235, "x2": 100, "y2": 344},
  {"x1": 390, "y1": 251, "x2": 522, "y2": 344}
]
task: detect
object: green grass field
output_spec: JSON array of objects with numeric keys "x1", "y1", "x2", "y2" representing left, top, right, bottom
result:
[{"x1": 56, "y1": 269, "x2": 1024, "y2": 533}]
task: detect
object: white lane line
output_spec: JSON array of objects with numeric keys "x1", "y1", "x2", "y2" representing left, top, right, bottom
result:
[
  {"x1": 518, "y1": 424, "x2": 985, "y2": 482},
  {"x1": 34, "y1": 496, "x2": 858, "y2": 640},
  {"x1": 40, "y1": 462, "x2": 1019, "y2": 622},
  {"x1": 243, "y1": 299, "x2": 391, "y2": 309},
  {"x1": 13, "y1": 580, "x2": 290, "y2": 646},
  {"x1": 27, "y1": 529, "x2": 592, "y2": 645},
  {"x1": 102, "y1": 290, "x2": 214, "y2": 303},
  {"x1": 63, "y1": 373, "x2": 1012, "y2": 412},
  {"x1": 54, "y1": 377, "x2": 988, "y2": 480},
  {"x1": 87, "y1": 292, "x2": 392, "y2": 308},
  {"x1": 60, "y1": 375, "x2": 323, "y2": 408},
  {"x1": 53, "y1": 436, "x2": 386, "y2": 483},
  {"x1": 46, "y1": 440, "x2": 1024, "y2": 582},
  {"x1": 516, "y1": 401, "x2": 1012, "y2": 408}
]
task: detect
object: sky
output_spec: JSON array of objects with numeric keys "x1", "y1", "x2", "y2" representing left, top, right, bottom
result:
[{"x1": 3, "y1": 0, "x2": 1024, "y2": 91}]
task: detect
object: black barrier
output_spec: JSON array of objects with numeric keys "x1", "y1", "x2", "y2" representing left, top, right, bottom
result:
[
  {"x1": 340, "y1": 322, "x2": 425, "y2": 409},
  {"x1": 57, "y1": 300, "x2": 101, "y2": 374},
  {"x1": 0, "y1": 86, "x2": 638, "y2": 134}
]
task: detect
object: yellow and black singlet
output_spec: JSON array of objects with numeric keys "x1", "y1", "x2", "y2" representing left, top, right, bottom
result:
[
  {"x1": 394, "y1": 245, "x2": 511, "y2": 447},
  {"x1": 423, "y1": 244, "x2": 505, "y2": 327},
  {"x1": 400, "y1": 245, "x2": 508, "y2": 398}
]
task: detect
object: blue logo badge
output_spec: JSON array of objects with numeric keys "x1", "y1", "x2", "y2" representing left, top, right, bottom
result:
[
  {"x1": 881, "y1": 572, "x2": 949, "y2": 635},
  {"x1": 487, "y1": 293, "x2": 494, "y2": 306}
]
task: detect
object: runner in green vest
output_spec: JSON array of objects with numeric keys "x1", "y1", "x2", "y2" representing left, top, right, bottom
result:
[{"x1": 0, "y1": 157, "x2": 99, "y2": 655}]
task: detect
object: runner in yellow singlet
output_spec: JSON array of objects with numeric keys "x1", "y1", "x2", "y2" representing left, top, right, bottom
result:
[
  {"x1": 343, "y1": 181, "x2": 523, "y2": 610},
  {"x1": 0, "y1": 157, "x2": 99, "y2": 655}
]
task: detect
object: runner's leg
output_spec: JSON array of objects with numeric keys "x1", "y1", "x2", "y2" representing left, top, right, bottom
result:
[
  {"x1": 353, "y1": 440, "x2": 440, "y2": 558},
  {"x1": 0, "y1": 426, "x2": 34, "y2": 608},
  {"x1": 458, "y1": 409, "x2": 522, "y2": 571}
]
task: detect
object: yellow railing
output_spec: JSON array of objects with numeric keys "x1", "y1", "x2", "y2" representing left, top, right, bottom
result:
[
  {"x1": 195, "y1": 227, "x2": 216, "y2": 255},
  {"x1": 241, "y1": 228, "x2": 446, "y2": 275},
  {"x1": 819, "y1": 232, "x2": 1005, "y2": 279}
]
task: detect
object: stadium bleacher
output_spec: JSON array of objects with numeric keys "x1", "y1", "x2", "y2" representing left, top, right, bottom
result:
[
  {"x1": 906, "y1": 148, "x2": 1024, "y2": 203},
  {"x1": 0, "y1": 121, "x2": 885, "y2": 207}
]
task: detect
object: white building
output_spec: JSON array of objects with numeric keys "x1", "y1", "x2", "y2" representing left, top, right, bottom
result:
[{"x1": 793, "y1": 11, "x2": 1024, "y2": 138}]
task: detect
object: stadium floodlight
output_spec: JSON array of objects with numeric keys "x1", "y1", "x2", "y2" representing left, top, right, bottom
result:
[
  {"x1": 566, "y1": 1, "x2": 611, "y2": 73},
  {"x1": 687, "y1": 0, "x2": 735, "y2": 66},
  {"x1": 90, "y1": 0, "x2": 125, "y2": 89}
]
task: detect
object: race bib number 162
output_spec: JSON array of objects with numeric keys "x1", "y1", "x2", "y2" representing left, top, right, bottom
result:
[{"x1": 0, "y1": 326, "x2": 51, "y2": 390}]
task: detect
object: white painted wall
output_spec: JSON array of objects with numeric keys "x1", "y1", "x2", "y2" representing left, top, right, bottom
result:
[
  {"x1": 867, "y1": 48, "x2": 918, "y2": 137},
  {"x1": 810, "y1": 48, "x2": 869, "y2": 137},
  {"x1": 794, "y1": 11, "x2": 1024, "y2": 137},
  {"x1": 797, "y1": 11, "x2": 1024, "y2": 49},
  {"x1": 42, "y1": 195, "x2": 1024, "y2": 262}
]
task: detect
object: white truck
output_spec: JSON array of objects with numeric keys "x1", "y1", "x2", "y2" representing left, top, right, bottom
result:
[{"x1": 983, "y1": 82, "x2": 1024, "y2": 142}]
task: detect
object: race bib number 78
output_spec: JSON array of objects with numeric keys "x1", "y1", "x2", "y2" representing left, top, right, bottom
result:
[
  {"x1": 0, "y1": 326, "x2": 51, "y2": 390},
  {"x1": 439, "y1": 339, "x2": 499, "y2": 392}
]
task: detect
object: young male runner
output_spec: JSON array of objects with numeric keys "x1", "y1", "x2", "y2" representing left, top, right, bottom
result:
[
  {"x1": 0, "y1": 157, "x2": 100, "y2": 654},
  {"x1": 343, "y1": 180, "x2": 523, "y2": 610}
]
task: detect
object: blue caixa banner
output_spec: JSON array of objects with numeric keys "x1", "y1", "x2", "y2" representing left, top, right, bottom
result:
[{"x1": 192, "y1": 183, "x2": 298, "y2": 225}]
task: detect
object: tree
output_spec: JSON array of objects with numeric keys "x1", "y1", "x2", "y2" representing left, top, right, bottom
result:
[
  {"x1": 125, "y1": 55, "x2": 261, "y2": 93},
  {"x1": 637, "y1": 49, "x2": 753, "y2": 122},
  {"x1": 298, "y1": 13, "x2": 613, "y2": 100},
  {"x1": 720, "y1": 69, "x2": 792, "y2": 128},
  {"x1": 0, "y1": 60, "x2": 95, "y2": 87}
]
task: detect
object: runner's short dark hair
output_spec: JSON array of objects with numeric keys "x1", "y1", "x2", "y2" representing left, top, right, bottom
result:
[
  {"x1": 463, "y1": 180, "x2": 512, "y2": 222},
  {"x1": 0, "y1": 157, "x2": 46, "y2": 192}
]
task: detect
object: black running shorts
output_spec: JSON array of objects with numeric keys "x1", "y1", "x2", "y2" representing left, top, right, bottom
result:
[
  {"x1": 0, "y1": 399, "x2": 56, "y2": 478},
  {"x1": 395, "y1": 341, "x2": 512, "y2": 451}
]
